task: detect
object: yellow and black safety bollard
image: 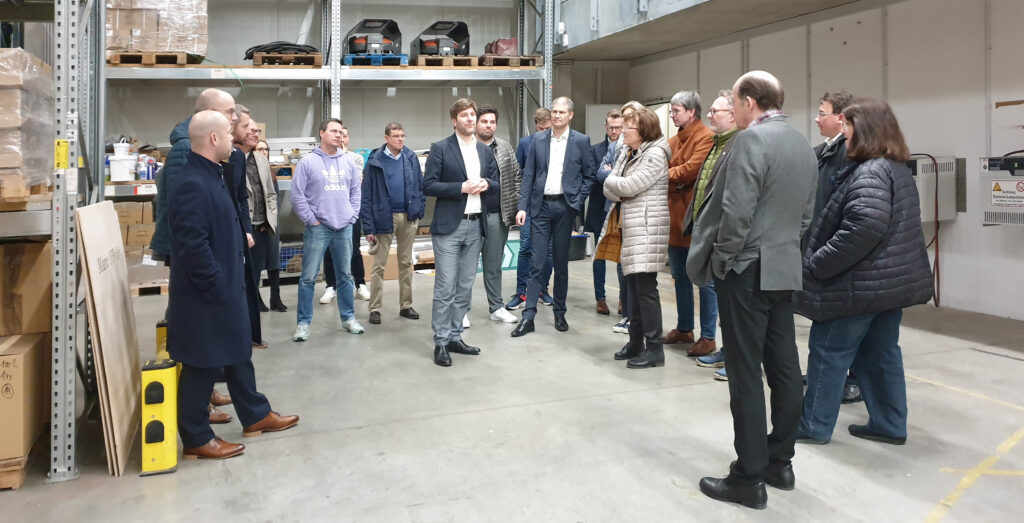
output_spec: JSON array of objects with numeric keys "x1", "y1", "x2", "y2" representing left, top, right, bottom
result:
[{"x1": 140, "y1": 359, "x2": 178, "y2": 476}]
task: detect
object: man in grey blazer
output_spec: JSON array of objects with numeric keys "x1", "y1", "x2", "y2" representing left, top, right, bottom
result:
[{"x1": 690, "y1": 71, "x2": 817, "y2": 510}]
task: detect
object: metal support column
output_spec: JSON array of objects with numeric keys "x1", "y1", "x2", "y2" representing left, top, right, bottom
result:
[
  {"x1": 517, "y1": 0, "x2": 527, "y2": 138},
  {"x1": 542, "y1": 0, "x2": 553, "y2": 108},
  {"x1": 49, "y1": 0, "x2": 81, "y2": 483},
  {"x1": 329, "y1": 0, "x2": 341, "y2": 118},
  {"x1": 92, "y1": 0, "x2": 106, "y2": 204}
]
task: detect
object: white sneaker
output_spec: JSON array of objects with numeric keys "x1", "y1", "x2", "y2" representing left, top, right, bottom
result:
[
  {"x1": 463, "y1": 314, "x2": 471, "y2": 329},
  {"x1": 612, "y1": 318, "x2": 629, "y2": 334},
  {"x1": 292, "y1": 323, "x2": 310, "y2": 342},
  {"x1": 490, "y1": 308, "x2": 518, "y2": 323},
  {"x1": 355, "y1": 284, "x2": 370, "y2": 301},
  {"x1": 342, "y1": 318, "x2": 365, "y2": 334},
  {"x1": 319, "y1": 287, "x2": 336, "y2": 304}
]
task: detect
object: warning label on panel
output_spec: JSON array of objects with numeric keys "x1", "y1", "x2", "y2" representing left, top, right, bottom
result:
[{"x1": 992, "y1": 180, "x2": 1024, "y2": 208}]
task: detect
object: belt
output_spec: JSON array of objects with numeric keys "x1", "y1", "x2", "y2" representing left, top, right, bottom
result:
[
  {"x1": 463, "y1": 213, "x2": 481, "y2": 221},
  {"x1": 543, "y1": 194, "x2": 563, "y2": 201}
]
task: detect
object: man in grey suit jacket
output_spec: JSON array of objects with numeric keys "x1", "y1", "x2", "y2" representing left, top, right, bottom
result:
[{"x1": 692, "y1": 71, "x2": 817, "y2": 510}]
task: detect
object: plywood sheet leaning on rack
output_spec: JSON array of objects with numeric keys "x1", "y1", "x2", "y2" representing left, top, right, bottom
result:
[{"x1": 75, "y1": 201, "x2": 142, "y2": 477}]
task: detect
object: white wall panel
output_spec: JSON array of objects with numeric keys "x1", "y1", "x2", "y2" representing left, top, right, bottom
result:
[
  {"x1": 809, "y1": 9, "x2": 884, "y2": 102},
  {"x1": 990, "y1": 0, "x2": 1024, "y2": 157},
  {"x1": 698, "y1": 42, "x2": 741, "y2": 113},
  {"x1": 630, "y1": 52, "x2": 697, "y2": 103},
  {"x1": 749, "y1": 27, "x2": 810, "y2": 138}
]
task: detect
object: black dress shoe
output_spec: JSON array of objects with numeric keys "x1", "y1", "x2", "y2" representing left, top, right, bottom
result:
[
  {"x1": 849, "y1": 424, "x2": 906, "y2": 445},
  {"x1": 698, "y1": 476, "x2": 767, "y2": 510},
  {"x1": 270, "y1": 301, "x2": 288, "y2": 312},
  {"x1": 511, "y1": 319, "x2": 535, "y2": 337},
  {"x1": 400, "y1": 307, "x2": 420, "y2": 320},
  {"x1": 433, "y1": 346, "x2": 452, "y2": 367},
  {"x1": 369, "y1": 311, "x2": 381, "y2": 324},
  {"x1": 553, "y1": 313, "x2": 569, "y2": 332},
  {"x1": 614, "y1": 340, "x2": 642, "y2": 360},
  {"x1": 257, "y1": 300, "x2": 269, "y2": 312},
  {"x1": 795, "y1": 433, "x2": 828, "y2": 445},
  {"x1": 446, "y1": 339, "x2": 480, "y2": 355},
  {"x1": 842, "y1": 382, "x2": 863, "y2": 403},
  {"x1": 729, "y1": 460, "x2": 795, "y2": 491}
]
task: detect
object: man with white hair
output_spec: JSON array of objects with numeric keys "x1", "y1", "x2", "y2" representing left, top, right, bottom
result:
[{"x1": 688, "y1": 71, "x2": 817, "y2": 509}]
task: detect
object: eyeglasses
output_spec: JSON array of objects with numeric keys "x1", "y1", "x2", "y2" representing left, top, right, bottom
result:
[
  {"x1": 623, "y1": 126, "x2": 639, "y2": 132},
  {"x1": 707, "y1": 108, "x2": 733, "y2": 118},
  {"x1": 255, "y1": 147, "x2": 269, "y2": 152},
  {"x1": 817, "y1": 111, "x2": 837, "y2": 117}
]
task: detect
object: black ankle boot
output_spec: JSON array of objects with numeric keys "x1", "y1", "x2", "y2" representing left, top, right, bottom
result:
[
  {"x1": 627, "y1": 340, "x2": 665, "y2": 368},
  {"x1": 614, "y1": 340, "x2": 642, "y2": 360}
]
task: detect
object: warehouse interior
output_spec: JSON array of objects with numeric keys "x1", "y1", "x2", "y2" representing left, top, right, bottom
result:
[{"x1": 2, "y1": 0, "x2": 1023, "y2": 521}]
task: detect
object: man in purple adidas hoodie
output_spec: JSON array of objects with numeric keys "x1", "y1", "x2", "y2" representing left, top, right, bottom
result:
[{"x1": 291, "y1": 118, "x2": 365, "y2": 341}]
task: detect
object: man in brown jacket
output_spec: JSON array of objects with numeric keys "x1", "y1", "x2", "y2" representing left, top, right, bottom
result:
[{"x1": 664, "y1": 91, "x2": 715, "y2": 353}]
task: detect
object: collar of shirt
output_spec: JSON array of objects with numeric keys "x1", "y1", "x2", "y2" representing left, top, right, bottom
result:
[
  {"x1": 714, "y1": 127, "x2": 738, "y2": 145},
  {"x1": 551, "y1": 128, "x2": 569, "y2": 142},
  {"x1": 748, "y1": 109, "x2": 785, "y2": 128},
  {"x1": 384, "y1": 146, "x2": 402, "y2": 160},
  {"x1": 824, "y1": 132, "x2": 844, "y2": 148}
]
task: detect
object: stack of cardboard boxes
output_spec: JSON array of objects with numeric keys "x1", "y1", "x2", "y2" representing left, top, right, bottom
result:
[
  {"x1": 0, "y1": 49, "x2": 53, "y2": 199},
  {"x1": 105, "y1": 0, "x2": 209, "y2": 57},
  {"x1": 114, "y1": 201, "x2": 154, "y2": 248}
]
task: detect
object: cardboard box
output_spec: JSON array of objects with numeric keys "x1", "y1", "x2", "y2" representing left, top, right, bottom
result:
[
  {"x1": 113, "y1": 201, "x2": 143, "y2": 225},
  {"x1": 361, "y1": 248, "x2": 399, "y2": 281},
  {"x1": 0, "y1": 333, "x2": 49, "y2": 461},
  {"x1": 106, "y1": 0, "x2": 133, "y2": 8},
  {"x1": 108, "y1": 9, "x2": 159, "y2": 33},
  {"x1": 0, "y1": 89, "x2": 27, "y2": 129},
  {"x1": 0, "y1": 49, "x2": 51, "y2": 89},
  {"x1": 0, "y1": 242, "x2": 52, "y2": 337},
  {"x1": 120, "y1": 224, "x2": 129, "y2": 244},
  {"x1": 142, "y1": 201, "x2": 153, "y2": 224},
  {"x1": 126, "y1": 223, "x2": 155, "y2": 246}
]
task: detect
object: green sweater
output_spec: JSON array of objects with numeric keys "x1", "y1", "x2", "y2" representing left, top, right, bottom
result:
[{"x1": 692, "y1": 128, "x2": 738, "y2": 222}]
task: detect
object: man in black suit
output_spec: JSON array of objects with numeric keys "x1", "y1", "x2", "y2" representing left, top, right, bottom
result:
[
  {"x1": 228, "y1": 105, "x2": 264, "y2": 350},
  {"x1": 512, "y1": 96, "x2": 597, "y2": 337},
  {"x1": 422, "y1": 99, "x2": 500, "y2": 367},
  {"x1": 168, "y1": 111, "x2": 298, "y2": 461}
]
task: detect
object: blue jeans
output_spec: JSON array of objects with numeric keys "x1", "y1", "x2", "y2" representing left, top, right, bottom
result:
[
  {"x1": 593, "y1": 257, "x2": 606, "y2": 301},
  {"x1": 516, "y1": 214, "x2": 553, "y2": 295},
  {"x1": 297, "y1": 224, "x2": 354, "y2": 325},
  {"x1": 800, "y1": 309, "x2": 907, "y2": 441},
  {"x1": 668, "y1": 245, "x2": 718, "y2": 339}
]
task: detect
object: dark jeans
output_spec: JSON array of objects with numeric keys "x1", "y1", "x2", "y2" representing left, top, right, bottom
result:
[
  {"x1": 251, "y1": 225, "x2": 282, "y2": 305},
  {"x1": 593, "y1": 258, "x2": 606, "y2": 301},
  {"x1": 516, "y1": 213, "x2": 553, "y2": 296},
  {"x1": 523, "y1": 199, "x2": 572, "y2": 321},
  {"x1": 177, "y1": 359, "x2": 271, "y2": 449},
  {"x1": 325, "y1": 220, "x2": 365, "y2": 288},
  {"x1": 668, "y1": 245, "x2": 718, "y2": 339},
  {"x1": 715, "y1": 262, "x2": 802, "y2": 486},
  {"x1": 800, "y1": 309, "x2": 906, "y2": 441},
  {"x1": 625, "y1": 272, "x2": 661, "y2": 344}
]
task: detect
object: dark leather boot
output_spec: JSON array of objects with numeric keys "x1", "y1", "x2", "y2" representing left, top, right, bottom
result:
[
  {"x1": 627, "y1": 340, "x2": 665, "y2": 369},
  {"x1": 614, "y1": 339, "x2": 643, "y2": 360}
]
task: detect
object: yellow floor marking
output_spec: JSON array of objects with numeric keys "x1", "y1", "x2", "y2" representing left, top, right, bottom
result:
[
  {"x1": 925, "y1": 426, "x2": 1024, "y2": 522},
  {"x1": 940, "y1": 468, "x2": 1024, "y2": 476},
  {"x1": 907, "y1": 375, "x2": 1024, "y2": 413}
]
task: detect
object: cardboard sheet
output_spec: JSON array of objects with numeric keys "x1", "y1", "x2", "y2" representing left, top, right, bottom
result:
[{"x1": 75, "y1": 201, "x2": 141, "y2": 476}]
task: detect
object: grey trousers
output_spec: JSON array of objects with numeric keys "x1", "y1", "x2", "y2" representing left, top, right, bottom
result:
[
  {"x1": 430, "y1": 218, "x2": 482, "y2": 346},
  {"x1": 481, "y1": 212, "x2": 510, "y2": 313}
]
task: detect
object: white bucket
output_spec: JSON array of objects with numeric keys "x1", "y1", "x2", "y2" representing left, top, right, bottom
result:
[
  {"x1": 109, "y1": 155, "x2": 137, "y2": 182},
  {"x1": 113, "y1": 142, "x2": 131, "y2": 156}
]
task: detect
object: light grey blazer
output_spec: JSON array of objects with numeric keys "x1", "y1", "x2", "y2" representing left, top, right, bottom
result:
[{"x1": 687, "y1": 114, "x2": 817, "y2": 291}]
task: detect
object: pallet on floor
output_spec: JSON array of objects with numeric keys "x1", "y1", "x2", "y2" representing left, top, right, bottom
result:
[
  {"x1": 130, "y1": 280, "x2": 169, "y2": 297},
  {"x1": 477, "y1": 54, "x2": 543, "y2": 67},
  {"x1": 343, "y1": 53, "x2": 408, "y2": 66},
  {"x1": 0, "y1": 180, "x2": 52, "y2": 211},
  {"x1": 253, "y1": 52, "x2": 323, "y2": 67},
  {"x1": 0, "y1": 456, "x2": 28, "y2": 491},
  {"x1": 412, "y1": 55, "x2": 476, "y2": 67},
  {"x1": 107, "y1": 52, "x2": 203, "y2": 66}
]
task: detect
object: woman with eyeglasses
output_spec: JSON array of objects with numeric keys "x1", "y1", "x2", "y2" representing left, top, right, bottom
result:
[
  {"x1": 256, "y1": 140, "x2": 270, "y2": 158},
  {"x1": 596, "y1": 107, "x2": 671, "y2": 369},
  {"x1": 794, "y1": 98, "x2": 933, "y2": 445}
]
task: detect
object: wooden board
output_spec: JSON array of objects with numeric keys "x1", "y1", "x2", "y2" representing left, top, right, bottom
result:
[
  {"x1": 477, "y1": 54, "x2": 543, "y2": 67},
  {"x1": 130, "y1": 280, "x2": 169, "y2": 297},
  {"x1": 107, "y1": 52, "x2": 203, "y2": 66},
  {"x1": 0, "y1": 466, "x2": 26, "y2": 491},
  {"x1": 76, "y1": 201, "x2": 142, "y2": 477},
  {"x1": 412, "y1": 55, "x2": 477, "y2": 67},
  {"x1": 0, "y1": 182, "x2": 51, "y2": 211},
  {"x1": 253, "y1": 52, "x2": 322, "y2": 66}
]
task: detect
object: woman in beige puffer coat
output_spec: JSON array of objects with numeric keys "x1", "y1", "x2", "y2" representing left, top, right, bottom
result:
[{"x1": 599, "y1": 107, "x2": 671, "y2": 368}]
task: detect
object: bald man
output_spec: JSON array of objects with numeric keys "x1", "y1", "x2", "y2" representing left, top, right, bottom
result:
[{"x1": 167, "y1": 110, "x2": 298, "y2": 460}]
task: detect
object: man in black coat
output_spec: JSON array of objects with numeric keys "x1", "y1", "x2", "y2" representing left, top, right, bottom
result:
[
  {"x1": 168, "y1": 111, "x2": 299, "y2": 460},
  {"x1": 227, "y1": 106, "x2": 264, "y2": 349}
]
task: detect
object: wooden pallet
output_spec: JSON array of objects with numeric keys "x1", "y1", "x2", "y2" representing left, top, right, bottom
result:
[
  {"x1": 253, "y1": 52, "x2": 323, "y2": 67},
  {"x1": 477, "y1": 54, "x2": 543, "y2": 67},
  {"x1": 0, "y1": 180, "x2": 52, "y2": 212},
  {"x1": 130, "y1": 280, "x2": 169, "y2": 297},
  {"x1": 343, "y1": 53, "x2": 408, "y2": 66},
  {"x1": 0, "y1": 456, "x2": 28, "y2": 491},
  {"x1": 107, "y1": 52, "x2": 203, "y2": 66},
  {"x1": 412, "y1": 55, "x2": 477, "y2": 67}
]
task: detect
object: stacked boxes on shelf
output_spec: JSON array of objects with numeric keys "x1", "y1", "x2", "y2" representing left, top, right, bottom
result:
[
  {"x1": 114, "y1": 201, "x2": 154, "y2": 247},
  {"x1": 105, "y1": 0, "x2": 209, "y2": 57},
  {"x1": 0, "y1": 49, "x2": 54, "y2": 199}
]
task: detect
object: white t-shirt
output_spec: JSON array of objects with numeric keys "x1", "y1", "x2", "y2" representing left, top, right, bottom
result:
[
  {"x1": 458, "y1": 134, "x2": 482, "y2": 214},
  {"x1": 544, "y1": 128, "x2": 569, "y2": 195}
]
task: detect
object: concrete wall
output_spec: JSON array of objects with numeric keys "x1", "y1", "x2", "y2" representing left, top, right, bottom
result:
[{"x1": 617, "y1": 0, "x2": 1024, "y2": 320}]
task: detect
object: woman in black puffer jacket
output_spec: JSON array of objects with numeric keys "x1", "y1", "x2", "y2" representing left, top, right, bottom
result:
[{"x1": 794, "y1": 98, "x2": 933, "y2": 446}]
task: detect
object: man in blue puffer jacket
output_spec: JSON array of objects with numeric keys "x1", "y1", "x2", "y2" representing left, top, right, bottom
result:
[{"x1": 360, "y1": 122, "x2": 425, "y2": 326}]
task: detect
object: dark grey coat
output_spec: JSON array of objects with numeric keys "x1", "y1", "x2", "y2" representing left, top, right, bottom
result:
[{"x1": 794, "y1": 157, "x2": 933, "y2": 322}]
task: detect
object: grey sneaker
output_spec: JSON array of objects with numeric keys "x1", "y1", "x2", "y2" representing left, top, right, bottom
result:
[
  {"x1": 292, "y1": 323, "x2": 310, "y2": 342},
  {"x1": 342, "y1": 318, "x2": 365, "y2": 334}
]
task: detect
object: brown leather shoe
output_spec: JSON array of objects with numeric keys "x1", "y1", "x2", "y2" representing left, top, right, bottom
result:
[
  {"x1": 687, "y1": 337, "x2": 717, "y2": 357},
  {"x1": 209, "y1": 404, "x2": 231, "y2": 424},
  {"x1": 242, "y1": 411, "x2": 300, "y2": 437},
  {"x1": 663, "y1": 329, "x2": 695, "y2": 345},
  {"x1": 210, "y1": 389, "x2": 232, "y2": 406},
  {"x1": 596, "y1": 300, "x2": 610, "y2": 315},
  {"x1": 252, "y1": 340, "x2": 268, "y2": 349},
  {"x1": 183, "y1": 437, "x2": 245, "y2": 460}
]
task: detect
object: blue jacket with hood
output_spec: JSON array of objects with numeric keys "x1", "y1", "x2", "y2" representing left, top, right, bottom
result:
[{"x1": 360, "y1": 145, "x2": 425, "y2": 235}]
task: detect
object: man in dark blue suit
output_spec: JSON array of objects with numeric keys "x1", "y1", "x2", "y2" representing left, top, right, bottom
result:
[
  {"x1": 423, "y1": 99, "x2": 500, "y2": 367},
  {"x1": 168, "y1": 111, "x2": 298, "y2": 460},
  {"x1": 227, "y1": 105, "x2": 264, "y2": 350},
  {"x1": 511, "y1": 97, "x2": 597, "y2": 337},
  {"x1": 507, "y1": 108, "x2": 554, "y2": 310},
  {"x1": 587, "y1": 109, "x2": 624, "y2": 316}
]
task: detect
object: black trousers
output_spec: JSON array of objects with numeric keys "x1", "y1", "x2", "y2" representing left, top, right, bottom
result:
[
  {"x1": 177, "y1": 359, "x2": 271, "y2": 448},
  {"x1": 251, "y1": 225, "x2": 282, "y2": 304},
  {"x1": 715, "y1": 262, "x2": 802, "y2": 485},
  {"x1": 523, "y1": 198, "x2": 572, "y2": 320},
  {"x1": 324, "y1": 220, "x2": 365, "y2": 288},
  {"x1": 625, "y1": 272, "x2": 661, "y2": 343}
]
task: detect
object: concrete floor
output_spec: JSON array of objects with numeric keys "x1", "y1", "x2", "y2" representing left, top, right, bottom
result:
[{"x1": 7, "y1": 259, "x2": 1024, "y2": 522}]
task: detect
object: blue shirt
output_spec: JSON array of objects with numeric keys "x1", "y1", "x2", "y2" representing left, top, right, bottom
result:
[{"x1": 382, "y1": 152, "x2": 406, "y2": 213}]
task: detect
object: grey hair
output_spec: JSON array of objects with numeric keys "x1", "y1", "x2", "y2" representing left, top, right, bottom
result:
[
  {"x1": 718, "y1": 90, "x2": 734, "y2": 108},
  {"x1": 235, "y1": 104, "x2": 251, "y2": 116},
  {"x1": 552, "y1": 96, "x2": 574, "y2": 112},
  {"x1": 670, "y1": 90, "x2": 702, "y2": 116}
]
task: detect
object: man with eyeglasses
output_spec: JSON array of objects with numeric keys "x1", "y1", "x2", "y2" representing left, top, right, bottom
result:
[
  {"x1": 586, "y1": 109, "x2": 624, "y2": 316},
  {"x1": 664, "y1": 91, "x2": 715, "y2": 355}
]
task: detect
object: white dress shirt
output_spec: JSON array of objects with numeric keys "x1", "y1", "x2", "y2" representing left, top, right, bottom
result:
[
  {"x1": 458, "y1": 134, "x2": 482, "y2": 214},
  {"x1": 544, "y1": 128, "x2": 569, "y2": 195}
]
